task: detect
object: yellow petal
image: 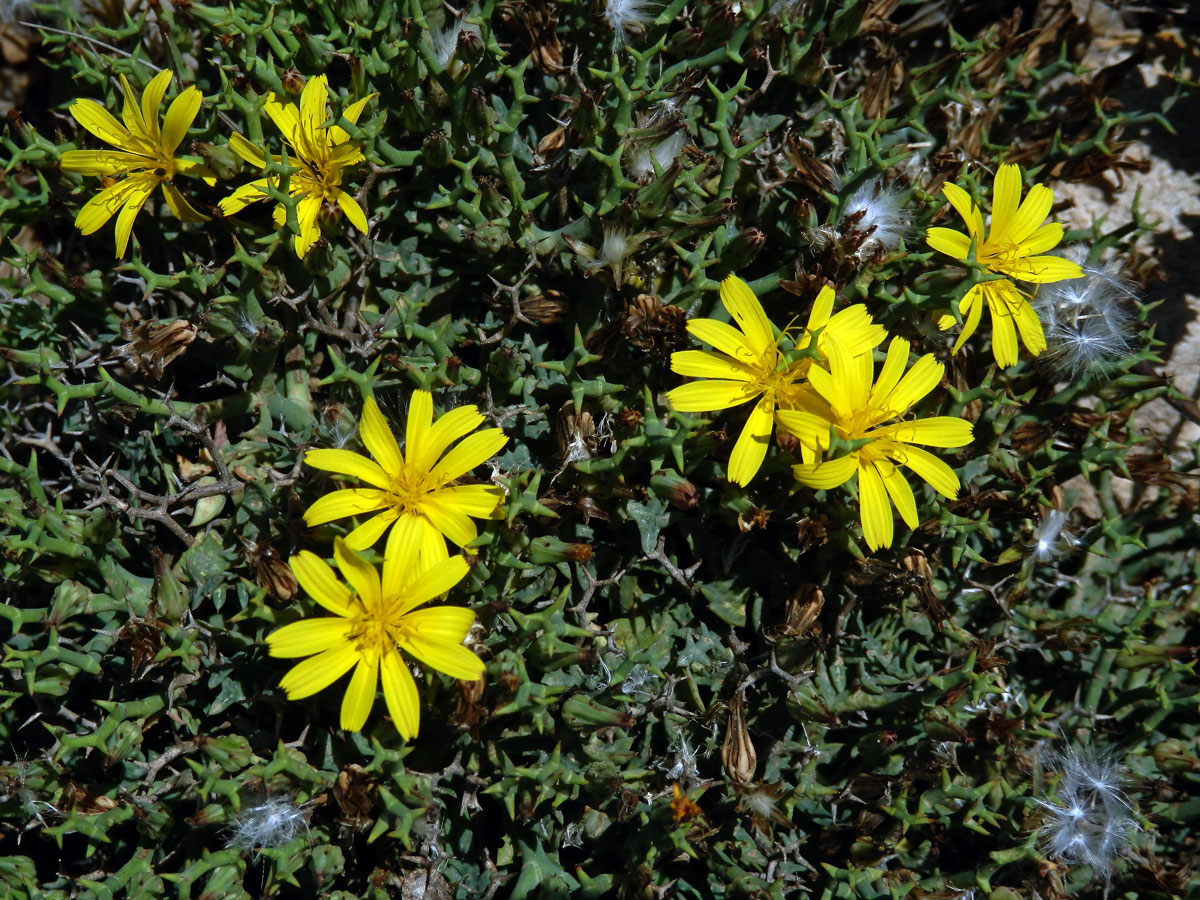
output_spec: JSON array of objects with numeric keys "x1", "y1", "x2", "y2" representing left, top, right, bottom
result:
[
  {"x1": 340, "y1": 649, "x2": 378, "y2": 731},
  {"x1": 727, "y1": 396, "x2": 773, "y2": 487},
  {"x1": 428, "y1": 429, "x2": 508, "y2": 485},
  {"x1": 926, "y1": 226, "x2": 971, "y2": 260},
  {"x1": 879, "y1": 351, "x2": 942, "y2": 416},
  {"x1": 396, "y1": 607, "x2": 484, "y2": 680},
  {"x1": 720, "y1": 275, "x2": 775, "y2": 357},
  {"x1": 420, "y1": 497, "x2": 480, "y2": 548},
  {"x1": 893, "y1": 444, "x2": 959, "y2": 499},
  {"x1": 941, "y1": 181, "x2": 983, "y2": 241},
  {"x1": 334, "y1": 538, "x2": 381, "y2": 612},
  {"x1": 791, "y1": 454, "x2": 857, "y2": 490},
  {"x1": 1011, "y1": 289, "x2": 1047, "y2": 357},
  {"x1": 381, "y1": 649, "x2": 421, "y2": 739},
  {"x1": 666, "y1": 379, "x2": 757, "y2": 413},
  {"x1": 1003, "y1": 182, "x2": 1053, "y2": 245},
  {"x1": 303, "y1": 487, "x2": 389, "y2": 526},
  {"x1": 670, "y1": 350, "x2": 754, "y2": 381},
  {"x1": 70, "y1": 98, "x2": 133, "y2": 149},
  {"x1": 140, "y1": 69, "x2": 173, "y2": 144},
  {"x1": 345, "y1": 509, "x2": 398, "y2": 550},
  {"x1": 857, "y1": 461, "x2": 893, "y2": 551},
  {"x1": 359, "y1": 397, "x2": 404, "y2": 474},
  {"x1": 822, "y1": 304, "x2": 886, "y2": 358},
  {"x1": 950, "y1": 285, "x2": 985, "y2": 354},
  {"x1": 331, "y1": 93, "x2": 376, "y2": 144},
  {"x1": 278, "y1": 641, "x2": 359, "y2": 699},
  {"x1": 161, "y1": 85, "x2": 204, "y2": 156},
  {"x1": 436, "y1": 484, "x2": 505, "y2": 519},
  {"x1": 417, "y1": 516, "x2": 450, "y2": 569},
  {"x1": 294, "y1": 193, "x2": 323, "y2": 258},
  {"x1": 1019, "y1": 222, "x2": 1064, "y2": 257},
  {"x1": 405, "y1": 391, "x2": 434, "y2": 471},
  {"x1": 119, "y1": 74, "x2": 148, "y2": 137},
  {"x1": 987, "y1": 284, "x2": 1020, "y2": 367},
  {"x1": 402, "y1": 555, "x2": 471, "y2": 613},
  {"x1": 989, "y1": 163, "x2": 1022, "y2": 241},
  {"x1": 288, "y1": 550, "x2": 355, "y2": 616},
  {"x1": 112, "y1": 175, "x2": 158, "y2": 257},
  {"x1": 1008, "y1": 255, "x2": 1085, "y2": 284},
  {"x1": 299, "y1": 75, "x2": 331, "y2": 150},
  {"x1": 173, "y1": 158, "x2": 218, "y2": 186},
  {"x1": 382, "y1": 515, "x2": 425, "y2": 598},
  {"x1": 878, "y1": 418, "x2": 974, "y2": 448},
  {"x1": 161, "y1": 182, "x2": 209, "y2": 223},
  {"x1": 268, "y1": 618, "x2": 352, "y2": 658},
  {"x1": 229, "y1": 132, "x2": 268, "y2": 168},
  {"x1": 264, "y1": 93, "x2": 301, "y2": 145},
  {"x1": 870, "y1": 337, "x2": 910, "y2": 409},
  {"x1": 775, "y1": 408, "x2": 833, "y2": 453},
  {"x1": 422, "y1": 405, "x2": 486, "y2": 470},
  {"x1": 74, "y1": 178, "x2": 142, "y2": 236},
  {"x1": 877, "y1": 459, "x2": 918, "y2": 530},
  {"x1": 803, "y1": 284, "x2": 835, "y2": 337},
  {"x1": 686, "y1": 318, "x2": 759, "y2": 365},
  {"x1": 335, "y1": 189, "x2": 369, "y2": 234},
  {"x1": 59, "y1": 149, "x2": 147, "y2": 175},
  {"x1": 305, "y1": 448, "x2": 391, "y2": 488}
]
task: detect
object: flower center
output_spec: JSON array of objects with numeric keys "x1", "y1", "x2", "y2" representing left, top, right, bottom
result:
[
  {"x1": 386, "y1": 468, "x2": 434, "y2": 515},
  {"x1": 347, "y1": 598, "x2": 406, "y2": 655}
]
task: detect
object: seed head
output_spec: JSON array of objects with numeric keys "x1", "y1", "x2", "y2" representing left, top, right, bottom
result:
[
  {"x1": 1032, "y1": 246, "x2": 1139, "y2": 381},
  {"x1": 226, "y1": 795, "x2": 310, "y2": 856},
  {"x1": 1036, "y1": 745, "x2": 1140, "y2": 883},
  {"x1": 1029, "y1": 507, "x2": 1078, "y2": 563},
  {"x1": 837, "y1": 177, "x2": 910, "y2": 258},
  {"x1": 604, "y1": 0, "x2": 659, "y2": 46}
]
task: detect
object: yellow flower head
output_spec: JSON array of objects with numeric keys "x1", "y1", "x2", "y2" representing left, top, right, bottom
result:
[
  {"x1": 666, "y1": 275, "x2": 884, "y2": 487},
  {"x1": 219, "y1": 75, "x2": 375, "y2": 257},
  {"x1": 268, "y1": 532, "x2": 485, "y2": 737},
  {"x1": 304, "y1": 391, "x2": 508, "y2": 567},
  {"x1": 59, "y1": 69, "x2": 217, "y2": 257},
  {"x1": 926, "y1": 163, "x2": 1083, "y2": 367},
  {"x1": 779, "y1": 336, "x2": 974, "y2": 551}
]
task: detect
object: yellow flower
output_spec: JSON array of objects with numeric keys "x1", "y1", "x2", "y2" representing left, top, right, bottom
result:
[
  {"x1": 268, "y1": 532, "x2": 484, "y2": 737},
  {"x1": 304, "y1": 391, "x2": 508, "y2": 567},
  {"x1": 779, "y1": 336, "x2": 973, "y2": 551},
  {"x1": 59, "y1": 69, "x2": 216, "y2": 257},
  {"x1": 218, "y1": 75, "x2": 374, "y2": 258},
  {"x1": 926, "y1": 163, "x2": 1083, "y2": 367},
  {"x1": 666, "y1": 274, "x2": 885, "y2": 486}
]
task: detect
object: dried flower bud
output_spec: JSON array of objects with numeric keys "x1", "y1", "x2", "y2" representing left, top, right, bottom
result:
[
  {"x1": 519, "y1": 291, "x2": 568, "y2": 324},
  {"x1": 117, "y1": 319, "x2": 197, "y2": 380},
  {"x1": 765, "y1": 584, "x2": 824, "y2": 643},
  {"x1": 721, "y1": 692, "x2": 756, "y2": 785}
]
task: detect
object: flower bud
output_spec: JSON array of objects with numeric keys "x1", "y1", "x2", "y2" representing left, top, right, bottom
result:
[
  {"x1": 466, "y1": 86, "x2": 495, "y2": 141},
  {"x1": 1153, "y1": 738, "x2": 1200, "y2": 773},
  {"x1": 650, "y1": 470, "x2": 699, "y2": 511},
  {"x1": 281, "y1": 67, "x2": 305, "y2": 95},
  {"x1": 528, "y1": 536, "x2": 593, "y2": 565},
  {"x1": 422, "y1": 130, "x2": 452, "y2": 167}
]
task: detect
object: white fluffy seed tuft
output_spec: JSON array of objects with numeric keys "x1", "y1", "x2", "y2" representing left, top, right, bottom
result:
[
  {"x1": 629, "y1": 131, "x2": 689, "y2": 180},
  {"x1": 1032, "y1": 246, "x2": 1139, "y2": 381},
  {"x1": 1029, "y1": 507, "x2": 1078, "y2": 562},
  {"x1": 837, "y1": 178, "x2": 909, "y2": 257},
  {"x1": 226, "y1": 795, "x2": 310, "y2": 856},
  {"x1": 1036, "y1": 745, "x2": 1140, "y2": 882},
  {"x1": 604, "y1": 0, "x2": 659, "y2": 46}
]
